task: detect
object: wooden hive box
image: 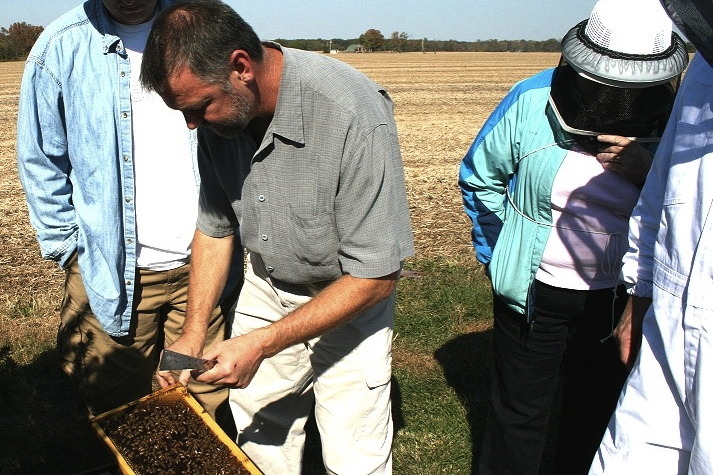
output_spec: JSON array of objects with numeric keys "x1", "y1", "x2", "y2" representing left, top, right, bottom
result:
[{"x1": 90, "y1": 384, "x2": 262, "y2": 475}]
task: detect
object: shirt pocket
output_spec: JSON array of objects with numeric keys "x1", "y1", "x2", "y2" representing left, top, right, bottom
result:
[{"x1": 288, "y1": 210, "x2": 340, "y2": 268}]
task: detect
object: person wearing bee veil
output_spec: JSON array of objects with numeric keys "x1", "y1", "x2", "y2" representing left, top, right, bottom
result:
[
  {"x1": 458, "y1": 0, "x2": 688, "y2": 473},
  {"x1": 590, "y1": 0, "x2": 713, "y2": 472}
]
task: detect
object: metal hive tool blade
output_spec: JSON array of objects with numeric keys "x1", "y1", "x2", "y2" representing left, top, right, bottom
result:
[{"x1": 159, "y1": 349, "x2": 217, "y2": 371}]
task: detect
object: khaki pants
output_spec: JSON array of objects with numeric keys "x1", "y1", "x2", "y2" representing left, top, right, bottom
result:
[
  {"x1": 230, "y1": 254, "x2": 394, "y2": 474},
  {"x1": 57, "y1": 254, "x2": 233, "y2": 422}
]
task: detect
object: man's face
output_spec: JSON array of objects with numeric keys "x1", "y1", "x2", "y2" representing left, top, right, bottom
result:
[
  {"x1": 164, "y1": 67, "x2": 255, "y2": 138},
  {"x1": 101, "y1": 0, "x2": 158, "y2": 25}
]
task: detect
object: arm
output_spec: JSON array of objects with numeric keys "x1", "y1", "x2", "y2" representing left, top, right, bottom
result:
[
  {"x1": 196, "y1": 271, "x2": 398, "y2": 388},
  {"x1": 610, "y1": 72, "x2": 685, "y2": 365},
  {"x1": 613, "y1": 295, "x2": 652, "y2": 369},
  {"x1": 16, "y1": 60, "x2": 77, "y2": 266},
  {"x1": 157, "y1": 229, "x2": 234, "y2": 387},
  {"x1": 458, "y1": 86, "x2": 524, "y2": 266}
]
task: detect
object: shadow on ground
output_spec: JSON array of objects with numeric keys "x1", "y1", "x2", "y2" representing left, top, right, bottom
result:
[
  {"x1": 434, "y1": 329, "x2": 493, "y2": 474},
  {"x1": 0, "y1": 346, "x2": 116, "y2": 474}
]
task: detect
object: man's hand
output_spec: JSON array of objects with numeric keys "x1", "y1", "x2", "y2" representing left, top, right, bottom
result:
[
  {"x1": 157, "y1": 335, "x2": 207, "y2": 388},
  {"x1": 192, "y1": 329, "x2": 270, "y2": 388},
  {"x1": 613, "y1": 295, "x2": 652, "y2": 370},
  {"x1": 596, "y1": 135, "x2": 653, "y2": 186}
]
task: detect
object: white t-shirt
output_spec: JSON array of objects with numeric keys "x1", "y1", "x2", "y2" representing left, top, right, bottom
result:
[
  {"x1": 536, "y1": 148, "x2": 641, "y2": 290},
  {"x1": 114, "y1": 19, "x2": 199, "y2": 271}
]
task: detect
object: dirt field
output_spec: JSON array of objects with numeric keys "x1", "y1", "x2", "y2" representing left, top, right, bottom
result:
[{"x1": 0, "y1": 51, "x2": 559, "y2": 347}]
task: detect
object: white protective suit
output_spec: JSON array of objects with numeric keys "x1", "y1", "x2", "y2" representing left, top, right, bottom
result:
[{"x1": 591, "y1": 53, "x2": 713, "y2": 474}]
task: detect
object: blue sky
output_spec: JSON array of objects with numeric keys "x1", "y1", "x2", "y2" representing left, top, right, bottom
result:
[{"x1": 1, "y1": 0, "x2": 598, "y2": 41}]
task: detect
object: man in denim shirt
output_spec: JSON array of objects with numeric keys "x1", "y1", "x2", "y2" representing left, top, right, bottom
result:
[{"x1": 16, "y1": 0, "x2": 241, "y2": 425}]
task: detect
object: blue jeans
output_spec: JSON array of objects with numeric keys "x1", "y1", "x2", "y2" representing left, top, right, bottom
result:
[{"x1": 478, "y1": 280, "x2": 628, "y2": 475}]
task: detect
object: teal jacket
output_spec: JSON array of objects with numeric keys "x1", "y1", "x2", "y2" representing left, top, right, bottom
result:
[{"x1": 459, "y1": 68, "x2": 570, "y2": 315}]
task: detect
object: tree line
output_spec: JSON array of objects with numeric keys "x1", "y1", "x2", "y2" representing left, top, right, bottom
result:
[
  {"x1": 277, "y1": 28, "x2": 696, "y2": 54},
  {"x1": 276, "y1": 33, "x2": 562, "y2": 54},
  {"x1": 3, "y1": 23, "x2": 694, "y2": 61}
]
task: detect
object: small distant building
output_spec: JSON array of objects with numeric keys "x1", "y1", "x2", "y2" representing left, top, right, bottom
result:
[
  {"x1": 344, "y1": 44, "x2": 365, "y2": 53},
  {"x1": 329, "y1": 49, "x2": 339, "y2": 54}
]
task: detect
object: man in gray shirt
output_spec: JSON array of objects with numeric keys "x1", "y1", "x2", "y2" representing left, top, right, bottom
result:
[{"x1": 140, "y1": 1, "x2": 414, "y2": 473}]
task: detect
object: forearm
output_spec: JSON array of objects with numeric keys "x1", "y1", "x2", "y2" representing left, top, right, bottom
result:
[
  {"x1": 181, "y1": 230, "x2": 235, "y2": 347},
  {"x1": 614, "y1": 295, "x2": 652, "y2": 369},
  {"x1": 255, "y1": 272, "x2": 398, "y2": 359},
  {"x1": 17, "y1": 80, "x2": 76, "y2": 262},
  {"x1": 458, "y1": 111, "x2": 514, "y2": 265}
]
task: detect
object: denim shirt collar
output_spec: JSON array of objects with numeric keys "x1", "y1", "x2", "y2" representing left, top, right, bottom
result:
[{"x1": 91, "y1": 0, "x2": 172, "y2": 57}]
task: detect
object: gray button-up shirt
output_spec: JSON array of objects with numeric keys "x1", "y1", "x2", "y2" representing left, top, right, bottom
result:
[{"x1": 197, "y1": 44, "x2": 414, "y2": 285}]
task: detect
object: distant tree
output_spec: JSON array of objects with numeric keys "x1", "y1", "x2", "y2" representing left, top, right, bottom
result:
[
  {"x1": 9, "y1": 22, "x2": 43, "y2": 50},
  {"x1": 389, "y1": 31, "x2": 409, "y2": 52},
  {"x1": 0, "y1": 27, "x2": 7, "y2": 60},
  {"x1": 0, "y1": 22, "x2": 43, "y2": 61},
  {"x1": 359, "y1": 29, "x2": 385, "y2": 52}
]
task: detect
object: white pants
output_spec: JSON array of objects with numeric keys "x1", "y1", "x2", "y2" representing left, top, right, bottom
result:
[
  {"x1": 229, "y1": 255, "x2": 394, "y2": 474},
  {"x1": 590, "y1": 302, "x2": 712, "y2": 474}
]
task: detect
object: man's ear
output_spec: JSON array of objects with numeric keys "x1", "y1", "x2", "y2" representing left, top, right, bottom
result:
[{"x1": 229, "y1": 50, "x2": 253, "y2": 83}]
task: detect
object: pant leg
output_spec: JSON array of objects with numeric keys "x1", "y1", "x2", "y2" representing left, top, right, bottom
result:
[
  {"x1": 478, "y1": 285, "x2": 571, "y2": 475},
  {"x1": 687, "y1": 305, "x2": 713, "y2": 474},
  {"x1": 229, "y1": 260, "x2": 315, "y2": 475},
  {"x1": 312, "y1": 293, "x2": 395, "y2": 475},
  {"x1": 57, "y1": 254, "x2": 158, "y2": 416},
  {"x1": 152, "y1": 264, "x2": 232, "y2": 424},
  {"x1": 555, "y1": 286, "x2": 628, "y2": 475}
]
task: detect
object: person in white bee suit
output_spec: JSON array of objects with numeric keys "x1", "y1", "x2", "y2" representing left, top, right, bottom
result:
[{"x1": 591, "y1": 1, "x2": 713, "y2": 473}]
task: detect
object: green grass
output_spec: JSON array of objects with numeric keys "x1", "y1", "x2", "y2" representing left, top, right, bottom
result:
[
  {"x1": 392, "y1": 258, "x2": 493, "y2": 474},
  {"x1": 0, "y1": 257, "x2": 496, "y2": 474}
]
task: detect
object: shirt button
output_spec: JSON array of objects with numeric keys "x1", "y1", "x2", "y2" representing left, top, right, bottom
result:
[
  {"x1": 122, "y1": 112, "x2": 128, "y2": 119},
  {"x1": 126, "y1": 238, "x2": 133, "y2": 244},
  {"x1": 261, "y1": 234, "x2": 268, "y2": 241},
  {"x1": 123, "y1": 155, "x2": 130, "y2": 161},
  {"x1": 125, "y1": 197, "x2": 131, "y2": 203},
  {"x1": 258, "y1": 195, "x2": 265, "y2": 202},
  {"x1": 266, "y1": 266, "x2": 274, "y2": 273},
  {"x1": 120, "y1": 71, "x2": 126, "y2": 77},
  {"x1": 126, "y1": 280, "x2": 132, "y2": 286}
]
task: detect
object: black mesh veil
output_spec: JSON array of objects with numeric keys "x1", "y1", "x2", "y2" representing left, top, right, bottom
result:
[{"x1": 661, "y1": 0, "x2": 713, "y2": 65}]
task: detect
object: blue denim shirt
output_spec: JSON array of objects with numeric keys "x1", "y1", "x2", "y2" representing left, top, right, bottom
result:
[{"x1": 16, "y1": 0, "x2": 239, "y2": 336}]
